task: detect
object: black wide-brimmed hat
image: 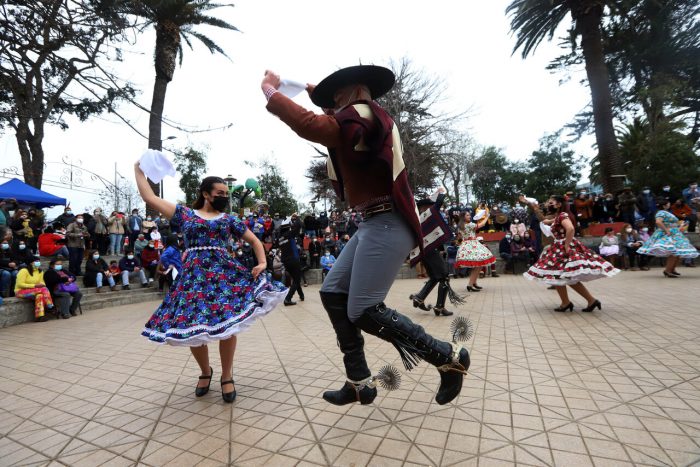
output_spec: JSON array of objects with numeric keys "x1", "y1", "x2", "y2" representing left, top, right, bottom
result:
[
  {"x1": 416, "y1": 198, "x2": 434, "y2": 207},
  {"x1": 310, "y1": 65, "x2": 395, "y2": 108}
]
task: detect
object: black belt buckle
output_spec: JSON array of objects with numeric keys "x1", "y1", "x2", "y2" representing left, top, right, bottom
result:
[{"x1": 364, "y1": 203, "x2": 392, "y2": 219}]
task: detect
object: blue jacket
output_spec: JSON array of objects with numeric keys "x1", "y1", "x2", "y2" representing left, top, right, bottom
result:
[
  {"x1": 320, "y1": 254, "x2": 336, "y2": 271},
  {"x1": 160, "y1": 246, "x2": 182, "y2": 272}
]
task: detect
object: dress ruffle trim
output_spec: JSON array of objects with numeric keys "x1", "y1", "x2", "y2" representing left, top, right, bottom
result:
[
  {"x1": 141, "y1": 286, "x2": 287, "y2": 346},
  {"x1": 523, "y1": 264, "x2": 620, "y2": 286},
  {"x1": 637, "y1": 245, "x2": 699, "y2": 258},
  {"x1": 455, "y1": 257, "x2": 496, "y2": 268}
]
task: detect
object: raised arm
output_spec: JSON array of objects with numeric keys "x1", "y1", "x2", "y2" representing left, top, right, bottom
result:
[{"x1": 134, "y1": 163, "x2": 176, "y2": 220}]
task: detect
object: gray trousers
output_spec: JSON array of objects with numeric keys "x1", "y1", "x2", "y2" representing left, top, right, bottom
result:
[{"x1": 320, "y1": 212, "x2": 415, "y2": 322}]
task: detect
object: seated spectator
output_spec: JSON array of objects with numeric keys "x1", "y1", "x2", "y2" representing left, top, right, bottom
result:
[
  {"x1": 308, "y1": 237, "x2": 322, "y2": 269},
  {"x1": 140, "y1": 240, "x2": 160, "y2": 282},
  {"x1": 499, "y1": 233, "x2": 513, "y2": 273},
  {"x1": 84, "y1": 250, "x2": 116, "y2": 292},
  {"x1": 599, "y1": 227, "x2": 620, "y2": 266},
  {"x1": 620, "y1": 224, "x2": 648, "y2": 271},
  {"x1": 133, "y1": 233, "x2": 149, "y2": 257},
  {"x1": 44, "y1": 259, "x2": 82, "y2": 318},
  {"x1": 15, "y1": 257, "x2": 55, "y2": 322},
  {"x1": 510, "y1": 234, "x2": 531, "y2": 266},
  {"x1": 158, "y1": 235, "x2": 182, "y2": 291},
  {"x1": 320, "y1": 249, "x2": 336, "y2": 281},
  {"x1": 337, "y1": 234, "x2": 351, "y2": 256},
  {"x1": 108, "y1": 260, "x2": 121, "y2": 279},
  {"x1": 148, "y1": 226, "x2": 162, "y2": 248},
  {"x1": 38, "y1": 226, "x2": 69, "y2": 258},
  {"x1": 639, "y1": 226, "x2": 651, "y2": 242},
  {"x1": 522, "y1": 232, "x2": 537, "y2": 259},
  {"x1": 119, "y1": 249, "x2": 148, "y2": 290},
  {"x1": 12, "y1": 240, "x2": 34, "y2": 268},
  {"x1": 0, "y1": 235, "x2": 19, "y2": 297}
]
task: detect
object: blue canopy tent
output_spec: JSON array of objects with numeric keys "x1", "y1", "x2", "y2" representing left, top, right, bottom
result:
[{"x1": 0, "y1": 178, "x2": 67, "y2": 208}]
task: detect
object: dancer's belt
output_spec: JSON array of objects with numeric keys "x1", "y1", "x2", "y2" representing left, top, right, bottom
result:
[
  {"x1": 356, "y1": 196, "x2": 393, "y2": 219},
  {"x1": 186, "y1": 246, "x2": 227, "y2": 253}
]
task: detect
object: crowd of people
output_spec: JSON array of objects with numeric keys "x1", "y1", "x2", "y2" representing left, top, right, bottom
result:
[{"x1": 0, "y1": 200, "x2": 184, "y2": 321}]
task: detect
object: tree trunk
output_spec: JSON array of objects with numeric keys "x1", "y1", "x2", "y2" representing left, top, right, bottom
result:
[
  {"x1": 575, "y1": 4, "x2": 624, "y2": 194},
  {"x1": 15, "y1": 121, "x2": 45, "y2": 189}
]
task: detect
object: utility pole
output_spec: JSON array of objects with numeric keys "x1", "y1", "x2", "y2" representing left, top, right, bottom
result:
[{"x1": 114, "y1": 162, "x2": 119, "y2": 212}]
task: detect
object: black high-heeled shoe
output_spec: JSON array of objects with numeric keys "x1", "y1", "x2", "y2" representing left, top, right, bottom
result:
[
  {"x1": 554, "y1": 302, "x2": 574, "y2": 312},
  {"x1": 195, "y1": 367, "x2": 213, "y2": 397},
  {"x1": 663, "y1": 271, "x2": 678, "y2": 278},
  {"x1": 221, "y1": 379, "x2": 236, "y2": 403},
  {"x1": 582, "y1": 300, "x2": 601, "y2": 312},
  {"x1": 670, "y1": 270, "x2": 681, "y2": 276},
  {"x1": 472, "y1": 284, "x2": 483, "y2": 290},
  {"x1": 466, "y1": 286, "x2": 481, "y2": 292}
]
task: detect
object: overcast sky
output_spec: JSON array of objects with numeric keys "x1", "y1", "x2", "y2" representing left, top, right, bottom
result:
[{"x1": 1, "y1": 0, "x2": 594, "y2": 217}]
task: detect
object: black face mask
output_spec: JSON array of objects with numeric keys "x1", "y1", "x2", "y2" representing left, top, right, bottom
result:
[
  {"x1": 210, "y1": 196, "x2": 229, "y2": 212},
  {"x1": 546, "y1": 204, "x2": 558, "y2": 214}
]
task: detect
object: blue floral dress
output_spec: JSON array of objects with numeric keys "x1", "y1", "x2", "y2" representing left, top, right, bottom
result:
[
  {"x1": 142, "y1": 205, "x2": 287, "y2": 346},
  {"x1": 637, "y1": 210, "x2": 699, "y2": 258}
]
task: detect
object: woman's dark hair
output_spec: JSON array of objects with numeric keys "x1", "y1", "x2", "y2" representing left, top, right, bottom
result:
[
  {"x1": 604, "y1": 227, "x2": 614, "y2": 234},
  {"x1": 549, "y1": 195, "x2": 573, "y2": 218},
  {"x1": 27, "y1": 256, "x2": 40, "y2": 274},
  {"x1": 49, "y1": 259, "x2": 58, "y2": 267},
  {"x1": 192, "y1": 176, "x2": 225, "y2": 209},
  {"x1": 89, "y1": 249, "x2": 100, "y2": 260},
  {"x1": 657, "y1": 197, "x2": 671, "y2": 208},
  {"x1": 44, "y1": 225, "x2": 54, "y2": 234},
  {"x1": 457, "y1": 210, "x2": 473, "y2": 231},
  {"x1": 165, "y1": 234, "x2": 179, "y2": 248}
]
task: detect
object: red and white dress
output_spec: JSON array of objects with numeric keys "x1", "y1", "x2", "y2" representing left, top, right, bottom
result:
[
  {"x1": 455, "y1": 222, "x2": 496, "y2": 268},
  {"x1": 524, "y1": 212, "x2": 619, "y2": 286}
]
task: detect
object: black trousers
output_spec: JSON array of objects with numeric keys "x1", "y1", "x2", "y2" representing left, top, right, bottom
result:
[
  {"x1": 283, "y1": 260, "x2": 304, "y2": 302},
  {"x1": 68, "y1": 247, "x2": 84, "y2": 275}
]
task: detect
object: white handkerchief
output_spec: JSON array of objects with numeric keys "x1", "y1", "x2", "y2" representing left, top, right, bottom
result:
[
  {"x1": 279, "y1": 79, "x2": 306, "y2": 98},
  {"x1": 524, "y1": 196, "x2": 538, "y2": 205},
  {"x1": 473, "y1": 210, "x2": 486, "y2": 221},
  {"x1": 540, "y1": 222, "x2": 553, "y2": 238},
  {"x1": 138, "y1": 149, "x2": 176, "y2": 184}
]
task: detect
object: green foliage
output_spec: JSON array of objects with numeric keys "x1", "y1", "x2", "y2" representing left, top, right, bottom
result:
[
  {"x1": 173, "y1": 147, "x2": 207, "y2": 205},
  {"x1": 468, "y1": 147, "x2": 527, "y2": 204},
  {"x1": 254, "y1": 159, "x2": 298, "y2": 216},
  {"x1": 522, "y1": 132, "x2": 584, "y2": 201},
  {"x1": 591, "y1": 118, "x2": 700, "y2": 192}
]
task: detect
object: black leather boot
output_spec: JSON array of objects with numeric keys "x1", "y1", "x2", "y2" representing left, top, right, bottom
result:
[
  {"x1": 354, "y1": 304, "x2": 470, "y2": 405},
  {"x1": 432, "y1": 281, "x2": 454, "y2": 316},
  {"x1": 320, "y1": 292, "x2": 377, "y2": 406},
  {"x1": 409, "y1": 278, "x2": 437, "y2": 311}
]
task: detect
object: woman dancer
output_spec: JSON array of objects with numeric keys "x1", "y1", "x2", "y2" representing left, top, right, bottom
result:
[
  {"x1": 524, "y1": 196, "x2": 619, "y2": 312},
  {"x1": 637, "y1": 198, "x2": 699, "y2": 277},
  {"x1": 455, "y1": 210, "x2": 495, "y2": 292},
  {"x1": 135, "y1": 167, "x2": 286, "y2": 403}
]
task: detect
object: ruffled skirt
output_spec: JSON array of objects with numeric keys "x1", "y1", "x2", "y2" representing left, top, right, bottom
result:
[
  {"x1": 455, "y1": 240, "x2": 496, "y2": 268},
  {"x1": 637, "y1": 229, "x2": 699, "y2": 258},
  {"x1": 524, "y1": 238, "x2": 619, "y2": 286}
]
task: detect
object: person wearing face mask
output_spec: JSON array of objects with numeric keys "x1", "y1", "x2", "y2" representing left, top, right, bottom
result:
[
  {"x1": 37, "y1": 225, "x2": 70, "y2": 259},
  {"x1": 141, "y1": 215, "x2": 156, "y2": 236},
  {"x1": 10, "y1": 210, "x2": 34, "y2": 249},
  {"x1": 319, "y1": 249, "x2": 336, "y2": 282},
  {"x1": 13, "y1": 240, "x2": 35, "y2": 269},
  {"x1": 275, "y1": 220, "x2": 304, "y2": 306},
  {"x1": 524, "y1": 196, "x2": 619, "y2": 312},
  {"x1": 134, "y1": 168, "x2": 287, "y2": 404},
  {"x1": 126, "y1": 209, "x2": 143, "y2": 248},
  {"x1": 682, "y1": 182, "x2": 700, "y2": 230},
  {"x1": 54, "y1": 207, "x2": 75, "y2": 230},
  {"x1": 158, "y1": 235, "x2": 183, "y2": 292},
  {"x1": 499, "y1": 233, "x2": 514, "y2": 273},
  {"x1": 65, "y1": 215, "x2": 89, "y2": 276},
  {"x1": 107, "y1": 211, "x2": 127, "y2": 256},
  {"x1": 308, "y1": 236, "x2": 322, "y2": 269},
  {"x1": 616, "y1": 186, "x2": 638, "y2": 226},
  {"x1": 84, "y1": 250, "x2": 116, "y2": 292},
  {"x1": 140, "y1": 240, "x2": 161, "y2": 282},
  {"x1": 598, "y1": 227, "x2": 620, "y2": 267},
  {"x1": 620, "y1": 224, "x2": 647, "y2": 271},
  {"x1": 262, "y1": 66, "x2": 472, "y2": 407},
  {"x1": 119, "y1": 249, "x2": 148, "y2": 290},
  {"x1": 44, "y1": 259, "x2": 82, "y2": 318},
  {"x1": 15, "y1": 257, "x2": 55, "y2": 322},
  {"x1": 670, "y1": 198, "x2": 697, "y2": 236},
  {"x1": 0, "y1": 230, "x2": 20, "y2": 297},
  {"x1": 636, "y1": 187, "x2": 657, "y2": 227},
  {"x1": 89, "y1": 208, "x2": 109, "y2": 256},
  {"x1": 133, "y1": 233, "x2": 149, "y2": 257}
]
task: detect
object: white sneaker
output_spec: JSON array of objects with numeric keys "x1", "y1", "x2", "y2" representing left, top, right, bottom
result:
[{"x1": 148, "y1": 278, "x2": 154, "y2": 283}]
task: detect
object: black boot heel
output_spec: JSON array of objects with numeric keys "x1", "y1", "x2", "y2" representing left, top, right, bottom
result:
[
  {"x1": 195, "y1": 367, "x2": 213, "y2": 397},
  {"x1": 582, "y1": 300, "x2": 601, "y2": 312},
  {"x1": 323, "y1": 380, "x2": 378, "y2": 406},
  {"x1": 221, "y1": 379, "x2": 236, "y2": 403},
  {"x1": 554, "y1": 303, "x2": 574, "y2": 312}
]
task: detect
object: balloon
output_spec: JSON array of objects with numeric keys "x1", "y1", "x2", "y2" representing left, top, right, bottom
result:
[{"x1": 245, "y1": 178, "x2": 259, "y2": 190}]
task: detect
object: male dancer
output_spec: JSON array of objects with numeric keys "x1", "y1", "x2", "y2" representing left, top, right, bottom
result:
[
  {"x1": 276, "y1": 220, "x2": 304, "y2": 306},
  {"x1": 409, "y1": 189, "x2": 464, "y2": 316},
  {"x1": 261, "y1": 65, "x2": 470, "y2": 406}
]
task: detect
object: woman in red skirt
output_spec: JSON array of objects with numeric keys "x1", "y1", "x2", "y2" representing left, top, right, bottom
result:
[
  {"x1": 524, "y1": 195, "x2": 619, "y2": 312},
  {"x1": 455, "y1": 210, "x2": 496, "y2": 291}
]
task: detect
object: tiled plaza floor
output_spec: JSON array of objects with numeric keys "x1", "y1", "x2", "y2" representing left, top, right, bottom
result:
[{"x1": 1, "y1": 269, "x2": 699, "y2": 466}]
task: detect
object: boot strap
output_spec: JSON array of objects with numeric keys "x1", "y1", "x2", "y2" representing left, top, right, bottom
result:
[
  {"x1": 346, "y1": 377, "x2": 377, "y2": 402},
  {"x1": 436, "y1": 343, "x2": 468, "y2": 374}
]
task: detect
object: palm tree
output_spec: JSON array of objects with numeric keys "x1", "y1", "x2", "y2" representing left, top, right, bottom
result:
[
  {"x1": 506, "y1": 0, "x2": 625, "y2": 194},
  {"x1": 128, "y1": 0, "x2": 238, "y2": 197}
]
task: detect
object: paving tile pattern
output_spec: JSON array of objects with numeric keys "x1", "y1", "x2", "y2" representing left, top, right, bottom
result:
[{"x1": 0, "y1": 269, "x2": 699, "y2": 466}]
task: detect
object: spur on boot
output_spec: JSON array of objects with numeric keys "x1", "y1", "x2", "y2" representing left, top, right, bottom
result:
[
  {"x1": 323, "y1": 379, "x2": 377, "y2": 406},
  {"x1": 554, "y1": 302, "x2": 574, "y2": 312},
  {"x1": 409, "y1": 294, "x2": 432, "y2": 311},
  {"x1": 581, "y1": 300, "x2": 601, "y2": 312},
  {"x1": 221, "y1": 379, "x2": 236, "y2": 403},
  {"x1": 195, "y1": 367, "x2": 213, "y2": 397}
]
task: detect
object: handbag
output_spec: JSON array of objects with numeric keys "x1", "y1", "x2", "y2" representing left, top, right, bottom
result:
[{"x1": 58, "y1": 281, "x2": 79, "y2": 293}]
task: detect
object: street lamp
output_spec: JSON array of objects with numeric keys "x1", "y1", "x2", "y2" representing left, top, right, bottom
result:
[
  {"x1": 224, "y1": 174, "x2": 237, "y2": 214},
  {"x1": 310, "y1": 199, "x2": 318, "y2": 214}
]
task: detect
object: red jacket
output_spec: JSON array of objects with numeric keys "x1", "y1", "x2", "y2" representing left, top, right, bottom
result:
[
  {"x1": 140, "y1": 247, "x2": 160, "y2": 266},
  {"x1": 38, "y1": 233, "x2": 65, "y2": 256}
]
